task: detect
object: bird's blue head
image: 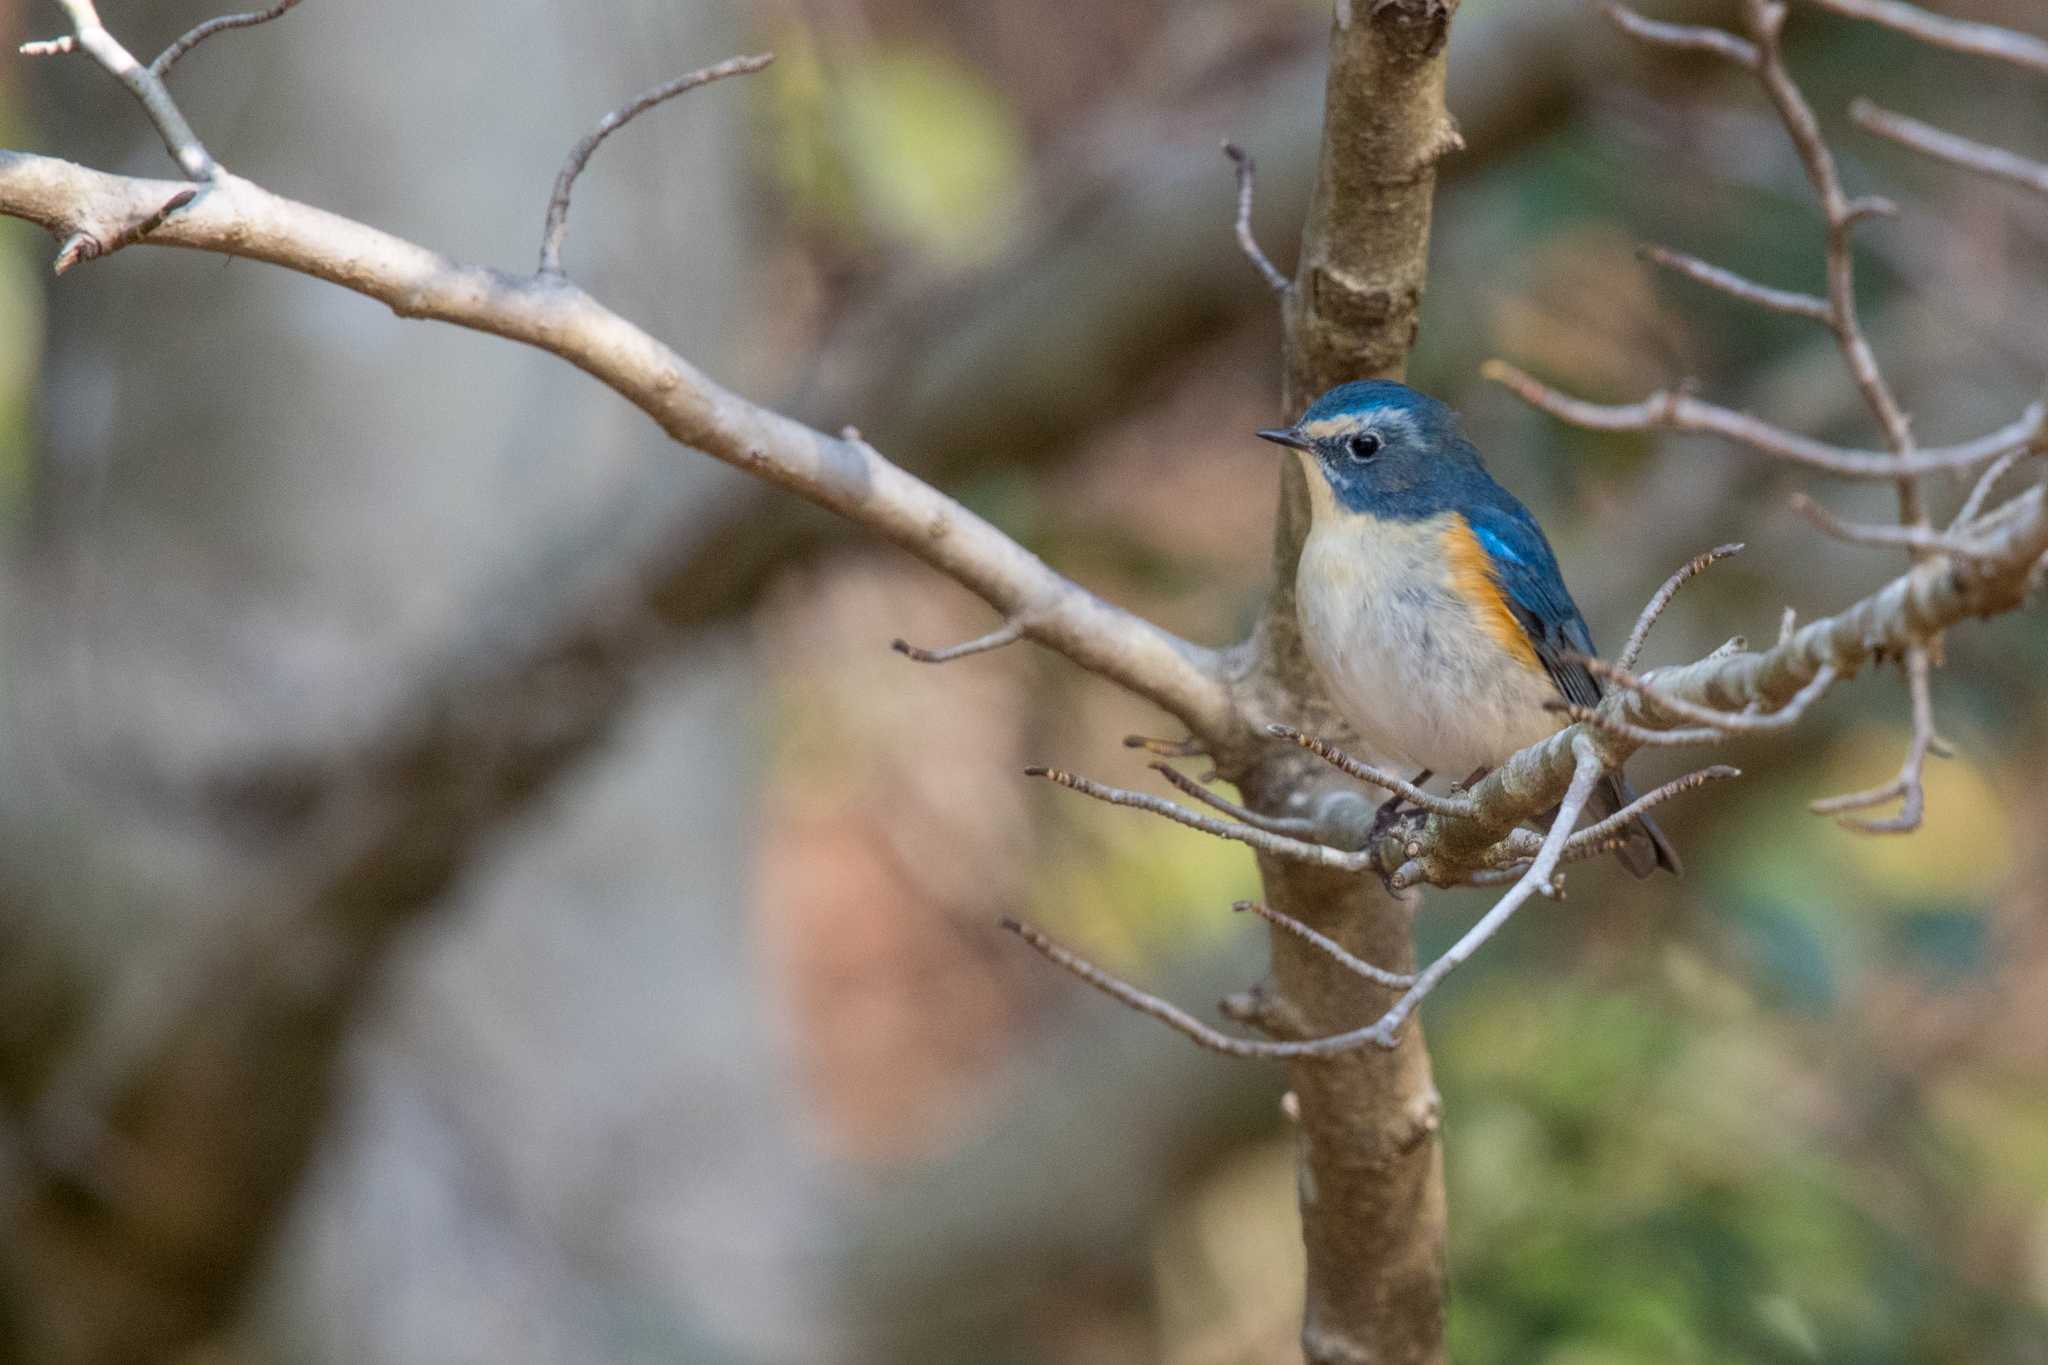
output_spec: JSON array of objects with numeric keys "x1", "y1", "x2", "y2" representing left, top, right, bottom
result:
[{"x1": 1257, "y1": 380, "x2": 1482, "y2": 521}]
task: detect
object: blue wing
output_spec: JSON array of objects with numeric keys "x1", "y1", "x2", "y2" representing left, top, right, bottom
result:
[{"x1": 1461, "y1": 495, "x2": 1603, "y2": 710}]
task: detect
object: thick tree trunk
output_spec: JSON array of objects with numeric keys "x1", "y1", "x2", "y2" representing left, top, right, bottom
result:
[{"x1": 1223, "y1": 4, "x2": 1460, "y2": 1361}]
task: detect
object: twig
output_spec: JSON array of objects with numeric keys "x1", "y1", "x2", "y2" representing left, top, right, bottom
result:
[
  {"x1": 1566, "y1": 765, "x2": 1741, "y2": 849},
  {"x1": 151, "y1": 0, "x2": 305, "y2": 78},
  {"x1": 1548, "y1": 701, "x2": 1725, "y2": 748},
  {"x1": 1619, "y1": 541, "x2": 1744, "y2": 670},
  {"x1": 1233, "y1": 901, "x2": 1415, "y2": 988},
  {"x1": 1123, "y1": 734, "x2": 1206, "y2": 758},
  {"x1": 19, "y1": 35, "x2": 77, "y2": 56},
  {"x1": 1953, "y1": 447, "x2": 2036, "y2": 531},
  {"x1": 538, "y1": 53, "x2": 773, "y2": 275},
  {"x1": 1851, "y1": 101, "x2": 2048, "y2": 198},
  {"x1": 1639, "y1": 244, "x2": 1830, "y2": 323},
  {"x1": 1151, "y1": 765, "x2": 1322, "y2": 839},
  {"x1": 1482, "y1": 361, "x2": 2045, "y2": 480},
  {"x1": 42, "y1": 1, "x2": 216, "y2": 180},
  {"x1": 1024, "y1": 766, "x2": 1371, "y2": 873},
  {"x1": 1811, "y1": 646, "x2": 1935, "y2": 830},
  {"x1": 1363, "y1": 739, "x2": 1608, "y2": 1043},
  {"x1": 1806, "y1": 0, "x2": 2048, "y2": 75},
  {"x1": 53, "y1": 186, "x2": 196, "y2": 275},
  {"x1": 1585, "y1": 658, "x2": 1841, "y2": 734},
  {"x1": 1789, "y1": 493, "x2": 1988, "y2": 558},
  {"x1": 1222, "y1": 143, "x2": 1289, "y2": 294},
  {"x1": 1742, "y1": 0, "x2": 1921, "y2": 520},
  {"x1": 891, "y1": 619, "x2": 1024, "y2": 663},
  {"x1": 1006, "y1": 741, "x2": 1612, "y2": 1058},
  {"x1": 1601, "y1": 2, "x2": 1760, "y2": 66},
  {"x1": 1265, "y1": 725, "x2": 1474, "y2": 818}
]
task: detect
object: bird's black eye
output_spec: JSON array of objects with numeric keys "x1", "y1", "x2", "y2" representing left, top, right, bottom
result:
[{"x1": 1346, "y1": 431, "x2": 1383, "y2": 463}]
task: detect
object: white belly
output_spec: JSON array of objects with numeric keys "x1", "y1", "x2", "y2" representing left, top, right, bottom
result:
[{"x1": 1295, "y1": 516, "x2": 1562, "y2": 777}]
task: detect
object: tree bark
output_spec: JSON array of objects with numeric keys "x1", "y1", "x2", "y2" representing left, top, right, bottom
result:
[{"x1": 1221, "y1": 4, "x2": 1460, "y2": 1361}]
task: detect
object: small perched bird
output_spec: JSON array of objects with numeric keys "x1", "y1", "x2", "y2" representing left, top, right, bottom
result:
[{"x1": 1259, "y1": 379, "x2": 1680, "y2": 878}]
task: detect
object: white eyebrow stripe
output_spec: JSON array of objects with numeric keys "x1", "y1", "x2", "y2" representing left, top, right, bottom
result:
[
  {"x1": 1298, "y1": 408, "x2": 1419, "y2": 444},
  {"x1": 1299, "y1": 415, "x2": 1361, "y2": 441}
]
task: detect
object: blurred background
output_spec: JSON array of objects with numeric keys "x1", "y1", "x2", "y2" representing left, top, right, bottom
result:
[{"x1": 2, "y1": 0, "x2": 2046, "y2": 1361}]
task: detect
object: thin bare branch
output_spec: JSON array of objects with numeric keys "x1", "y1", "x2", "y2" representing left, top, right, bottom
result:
[
  {"x1": 890, "y1": 619, "x2": 1024, "y2": 664},
  {"x1": 1639, "y1": 244, "x2": 1830, "y2": 322},
  {"x1": 1852, "y1": 100, "x2": 2048, "y2": 198},
  {"x1": 45, "y1": 0, "x2": 216, "y2": 180},
  {"x1": 1024, "y1": 766, "x2": 1370, "y2": 873},
  {"x1": 1151, "y1": 765, "x2": 1321, "y2": 839},
  {"x1": 1233, "y1": 901, "x2": 1415, "y2": 988},
  {"x1": 0, "y1": 154, "x2": 1237, "y2": 739},
  {"x1": 1586, "y1": 657, "x2": 1841, "y2": 733},
  {"x1": 1265, "y1": 725, "x2": 1475, "y2": 818},
  {"x1": 1742, "y1": 0, "x2": 1922, "y2": 523},
  {"x1": 1954, "y1": 447, "x2": 2037, "y2": 531},
  {"x1": 1549, "y1": 700, "x2": 1726, "y2": 748},
  {"x1": 53, "y1": 186, "x2": 196, "y2": 275},
  {"x1": 1811, "y1": 647, "x2": 1935, "y2": 830},
  {"x1": 1482, "y1": 360, "x2": 2046, "y2": 480},
  {"x1": 1568, "y1": 765, "x2": 1742, "y2": 850},
  {"x1": 538, "y1": 53, "x2": 773, "y2": 275},
  {"x1": 151, "y1": 0, "x2": 305, "y2": 78},
  {"x1": 1008, "y1": 738, "x2": 1608, "y2": 1058},
  {"x1": 1368, "y1": 739, "x2": 1608, "y2": 1042},
  {"x1": 1790, "y1": 493, "x2": 1989, "y2": 558},
  {"x1": 1123, "y1": 734, "x2": 1206, "y2": 758},
  {"x1": 1620, "y1": 541, "x2": 1745, "y2": 670},
  {"x1": 1601, "y1": 2, "x2": 1760, "y2": 66},
  {"x1": 1221, "y1": 143, "x2": 1289, "y2": 294},
  {"x1": 999, "y1": 918, "x2": 1286, "y2": 1059},
  {"x1": 1807, "y1": 0, "x2": 2048, "y2": 75},
  {"x1": 19, "y1": 34, "x2": 78, "y2": 56}
]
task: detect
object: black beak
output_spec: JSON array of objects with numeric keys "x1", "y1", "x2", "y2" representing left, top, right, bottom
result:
[{"x1": 1256, "y1": 427, "x2": 1312, "y2": 452}]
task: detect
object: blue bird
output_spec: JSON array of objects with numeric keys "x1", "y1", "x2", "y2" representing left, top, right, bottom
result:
[{"x1": 1258, "y1": 379, "x2": 1680, "y2": 878}]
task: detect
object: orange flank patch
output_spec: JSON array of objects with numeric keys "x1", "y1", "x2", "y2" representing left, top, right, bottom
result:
[{"x1": 1440, "y1": 518, "x2": 1542, "y2": 671}]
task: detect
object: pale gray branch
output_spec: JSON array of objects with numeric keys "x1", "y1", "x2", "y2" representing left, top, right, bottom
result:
[
  {"x1": 1601, "y1": 2, "x2": 1760, "y2": 65},
  {"x1": 0, "y1": 152, "x2": 1234, "y2": 737},
  {"x1": 1620, "y1": 541, "x2": 1744, "y2": 670},
  {"x1": 1221, "y1": 143, "x2": 1290, "y2": 294},
  {"x1": 1852, "y1": 100, "x2": 2048, "y2": 198},
  {"x1": 44, "y1": 0, "x2": 216, "y2": 179},
  {"x1": 1807, "y1": 0, "x2": 2048, "y2": 74},
  {"x1": 1233, "y1": 901, "x2": 1415, "y2": 989},
  {"x1": 538, "y1": 53, "x2": 774, "y2": 275},
  {"x1": 1639, "y1": 244, "x2": 1830, "y2": 322},
  {"x1": 151, "y1": 0, "x2": 305, "y2": 78},
  {"x1": 891, "y1": 619, "x2": 1025, "y2": 664},
  {"x1": 1483, "y1": 360, "x2": 2046, "y2": 480}
]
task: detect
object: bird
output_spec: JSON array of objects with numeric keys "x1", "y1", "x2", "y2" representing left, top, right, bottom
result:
[{"x1": 1257, "y1": 378, "x2": 1680, "y2": 878}]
